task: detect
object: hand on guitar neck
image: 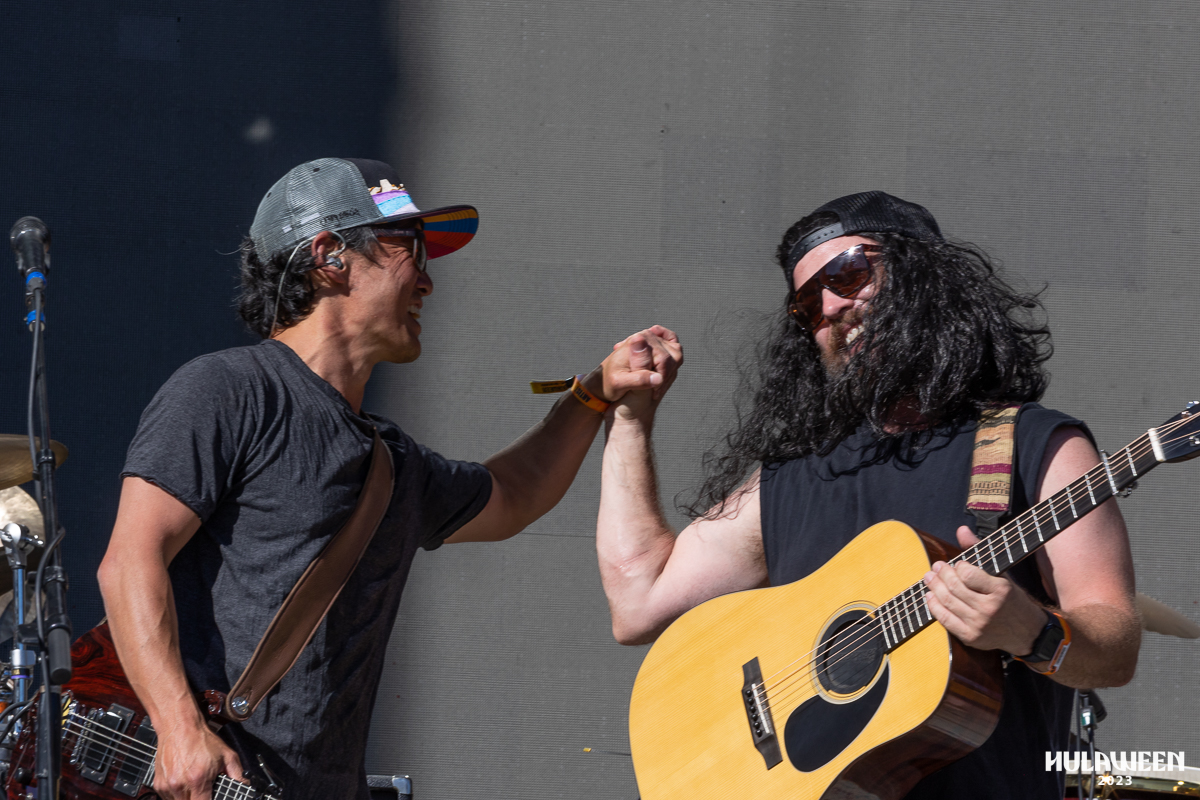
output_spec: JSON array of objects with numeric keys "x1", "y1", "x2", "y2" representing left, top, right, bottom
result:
[
  {"x1": 922, "y1": 425, "x2": 1141, "y2": 689},
  {"x1": 153, "y1": 714, "x2": 245, "y2": 800},
  {"x1": 922, "y1": 525, "x2": 1052, "y2": 656}
]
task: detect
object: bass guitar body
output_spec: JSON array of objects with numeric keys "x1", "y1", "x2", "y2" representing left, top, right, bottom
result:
[
  {"x1": 629, "y1": 520, "x2": 1003, "y2": 800},
  {"x1": 5, "y1": 623, "x2": 279, "y2": 800},
  {"x1": 7, "y1": 622, "x2": 159, "y2": 800}
]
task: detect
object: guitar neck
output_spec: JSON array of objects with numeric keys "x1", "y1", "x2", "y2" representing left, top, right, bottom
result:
[{"x1": 875, "y1": 431, "x2": 1160, "y2": 652}]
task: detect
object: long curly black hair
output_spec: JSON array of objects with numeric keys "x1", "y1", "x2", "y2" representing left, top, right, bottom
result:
[
  {"x1": 683, "y1": 211, "x2": 1053, "y2": 518},
  {"x1": 237, "y1": 226, "x2": 379, "y2": 338}
]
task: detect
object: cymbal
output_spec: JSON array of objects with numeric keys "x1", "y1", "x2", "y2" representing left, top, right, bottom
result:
[
  {"x1": 0, "y1": 486, "x2": 43, "y2": 541},
  {"x1": 1136, "y1": 592, "x2": 1200, "y2": 639},
  {"x1": 0, "y1": 486, "x2": 46, "y2": 598},
  {"x1": 0, "y1": 435, "x2": 68, "y2": 491}
]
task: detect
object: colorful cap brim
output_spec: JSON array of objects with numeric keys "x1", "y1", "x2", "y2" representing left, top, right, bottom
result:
[{"x1": 374, "y1": 204, "x2": 479, "y2": 260}]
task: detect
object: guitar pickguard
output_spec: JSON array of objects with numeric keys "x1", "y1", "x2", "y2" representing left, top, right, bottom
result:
[{"x1": 785, "y1": 665, "x2": 890, "y2": 772}]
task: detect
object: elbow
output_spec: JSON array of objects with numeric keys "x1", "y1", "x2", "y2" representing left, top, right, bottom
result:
[
  {"x1": 1109, "y1": 662, "x2": 1137, "y2": 688},
  {"x1": 1099, "y1": 615, "x2": 1143, "y2": 688},
  {"x1": 96, "y1": 552, "x2": 122, "y2": 604},
  {"x1": 1065, "y1": 627, "x2": 1141, "y2": 689},
  {"x1": 1100, "y1": 642, "x2": 1140, "y2": 688},
  {"x1": 612, "y1": 624, "x2": 651, "y2": 647},
  {"x1": 610, "y1": 613, "x2": 667, "y2": 646},
  {"x1": 1084, "y1": 658, "x2": 1137, "y2": 690}
]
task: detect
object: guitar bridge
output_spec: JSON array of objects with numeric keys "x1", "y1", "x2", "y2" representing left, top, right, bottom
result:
[{"x1": 742, "y1": 657, "x2": 782, "y2": 769}]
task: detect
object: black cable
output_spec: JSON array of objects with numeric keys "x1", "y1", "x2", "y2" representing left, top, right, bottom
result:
[
  {"x1": 1085, "y1": 695, "x2": 1098, "y2": 800},
  {"x1": 1076, "y1": 689, "x2": 1084, "y2": 800},
  {"x1": 33, "y1": 528, "x2": 65, "y2": 648},
  {"x1": 0, "y1": 699, "x2": 36, "y2": 744}
]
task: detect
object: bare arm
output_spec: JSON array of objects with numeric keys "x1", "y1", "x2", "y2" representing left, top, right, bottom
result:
[
  {"x1": 596, "y1": 343, "x2": 767, "y2": 645},
  {"x1": 924, "y1": 426, "x2": 1140, "y2": 688},
  {"x1": 1027, "y1": 426, "x2": 1140, "y2": 687},
  {"x1": 97, "y1": 477, "x2": 244, "y2": 800},
  {"x1": 447, "y1": 326, "x2": 681, "y2": 544}
]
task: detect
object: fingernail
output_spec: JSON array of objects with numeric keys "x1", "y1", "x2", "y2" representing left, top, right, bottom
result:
[{"x1": 650, "y1": 373, "x2": 663, "y2": 385}]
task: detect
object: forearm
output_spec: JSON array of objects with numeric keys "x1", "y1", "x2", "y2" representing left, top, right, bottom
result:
[
  {"x1": 98, "y1": 552, "x2": 208, "y2": 736},
  {"x1": 598, "y1": 414, "x2": 677, "y2": 643},
  {"x1": 1028, "y1": 601, "x2": 1141, "y2": 689},
  {"x1": 481, "y1": 372, "x2": 607, "y2": 535}
]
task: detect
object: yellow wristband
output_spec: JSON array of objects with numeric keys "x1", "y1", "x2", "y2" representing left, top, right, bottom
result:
[{"x1": 529, "y1": 375, "x2": 611, "y2": 414}]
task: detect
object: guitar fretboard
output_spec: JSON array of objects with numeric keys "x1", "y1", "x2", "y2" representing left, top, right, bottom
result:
[{"x1": 873, "y1": 432, "x2": 1159, "y2": 652}]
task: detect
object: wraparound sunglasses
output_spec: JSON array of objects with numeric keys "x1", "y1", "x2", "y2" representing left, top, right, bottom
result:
[{"x1": 787, "y1": 244, "x2": 883, "y2": 331}]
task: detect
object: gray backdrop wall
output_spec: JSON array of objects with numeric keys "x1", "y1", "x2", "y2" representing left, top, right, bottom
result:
[{"x1": 4, "y1": 2, "x2": 1199, "y2": 800}]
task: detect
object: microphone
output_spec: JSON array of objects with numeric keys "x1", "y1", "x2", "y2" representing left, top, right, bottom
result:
[{"x1": 10, "y1": 217, "x2": 50, "y2": 286}]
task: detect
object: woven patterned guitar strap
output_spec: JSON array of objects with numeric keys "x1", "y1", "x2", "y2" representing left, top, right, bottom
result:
[{"x1": 965, "y1": 404, "x2": 1021, "y2": 536}]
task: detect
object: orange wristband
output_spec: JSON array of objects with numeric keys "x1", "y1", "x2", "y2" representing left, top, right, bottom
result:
[
  {"x1": 529, "y1": 375, "x2": 611, "y2": 414},
  {"x1": 569, "y1": 375, "x2": 611, "y2": 413}
]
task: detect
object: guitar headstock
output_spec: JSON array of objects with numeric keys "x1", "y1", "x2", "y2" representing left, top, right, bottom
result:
[{"x1": 1154, "y1": 401, "x2": 1200, "y2": 463}]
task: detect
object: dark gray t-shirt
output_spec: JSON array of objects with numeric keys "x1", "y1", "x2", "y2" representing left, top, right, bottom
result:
[{"x1": 122, "y1": 340, "x2": 491, "y2": 800}]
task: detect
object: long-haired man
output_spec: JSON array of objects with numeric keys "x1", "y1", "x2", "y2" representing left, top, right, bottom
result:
[{"x1": 596, "y1": 191, "x2": 1139, "y2": 799}]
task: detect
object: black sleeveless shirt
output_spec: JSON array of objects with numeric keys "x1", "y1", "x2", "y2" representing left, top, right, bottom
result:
[{"x1": 759, "y1": 403, "x2": 1083, "y2": 800}]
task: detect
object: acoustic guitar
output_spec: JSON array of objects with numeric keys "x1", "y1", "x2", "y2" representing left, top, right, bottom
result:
[
  {"x1": 628, "y1": 404, "x2": 1200, "y2": 800},
  {"x1": 5, "y1": 622, "x2": 281, "y2": 800}
]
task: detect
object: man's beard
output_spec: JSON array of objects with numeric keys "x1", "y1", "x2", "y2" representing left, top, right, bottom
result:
[{"x1": 821, "y1": 309, "x2": 869, "y2": 376}]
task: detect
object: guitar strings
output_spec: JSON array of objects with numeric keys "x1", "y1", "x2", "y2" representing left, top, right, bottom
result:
[
  {"x1": 762, "y1": 440, "x2": 1144, "y2": 711},
  {"x1": 63, "y1": 711, "x2": 158, "y2": 760},
  {"x1": 62, "y1": 716, "x2": 157, "y2": 769},
  {"x1": 762, "y1": 425, "x2": 1182, "y2": 711},
  {"x1": 768, "y1": 424, "x2": 1170, "y2": 691},
  {"x1": 60, "y1": 715, "x2": 264, "y2": 799},
  {"x1": 754, "y1": 421, "x2": 1194, "y2": 714}
]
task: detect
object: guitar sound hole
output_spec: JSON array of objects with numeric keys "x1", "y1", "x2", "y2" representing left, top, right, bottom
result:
[{"x1": 816, "y1": 609, "x2": 884, "y2": 696}]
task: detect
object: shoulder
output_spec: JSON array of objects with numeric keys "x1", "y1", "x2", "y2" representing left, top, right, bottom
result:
[
  {"x1": 366, "y1": 412, "x2": 490, "y2": 482},
  {"x1": 132, "y1": 345, "x2": 282, "y2": 444},
  {"x1": 1016, "y1": 402, "x2": 1092, "y2": 442},
  {"x1": 160, "y1": 344, "x2": 273, "y2": 395},
  {"x1": 1015, "y1": 402, "x2": 1095, "y2": 465},
  {"x1": 1011, "y1": 402, "x2": 1099, "y2": 503}
]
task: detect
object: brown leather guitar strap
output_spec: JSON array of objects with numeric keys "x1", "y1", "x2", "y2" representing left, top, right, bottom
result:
[
  {"x1": 208, "y1": 430, "x2": 394, "y2": 724},
  {"x1": 965, "y1": 404, "x2": 1020, "y2": 536}
]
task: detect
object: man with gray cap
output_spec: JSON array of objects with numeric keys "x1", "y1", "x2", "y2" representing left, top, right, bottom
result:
[
  {"x1": 596, "y1": 191, "x2": 1139, "y2": 799},
  {"x1": 97, "y1": 158, "x2": 680, "y2": 800}
]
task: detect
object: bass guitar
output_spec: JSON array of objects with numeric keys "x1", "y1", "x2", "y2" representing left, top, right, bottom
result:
[
  {"x1": 4, "y1": 622, "x2": 280, "y2": 800},
  {"x1": 628, "y1": 404, "x2": 1200, "y2": 800}
]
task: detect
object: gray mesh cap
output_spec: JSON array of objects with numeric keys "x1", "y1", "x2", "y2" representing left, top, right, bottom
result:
[{"x1": 249, "y1": 157, "x2": 479, "y2": 262}]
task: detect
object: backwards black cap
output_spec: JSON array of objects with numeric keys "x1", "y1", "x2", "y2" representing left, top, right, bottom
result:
[{"x1": 784, "y1": 191, "x2": 943, "y2": 275}]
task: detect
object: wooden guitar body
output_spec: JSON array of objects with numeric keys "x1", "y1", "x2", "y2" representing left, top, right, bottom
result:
[
  {"x1": 629, "y1": 520, "x2": 1004, "y2": 800},
  {"x1": 6, "y1": 622, "x2": 160, "y2": 800},
  {"x1": 6, "y1": 623, "x2": 279, "y2": 800}
]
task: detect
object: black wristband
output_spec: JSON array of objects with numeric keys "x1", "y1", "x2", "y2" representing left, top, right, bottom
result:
[{"x1": 1015, "y1": 610, "x2": 1066, "y2": 663}]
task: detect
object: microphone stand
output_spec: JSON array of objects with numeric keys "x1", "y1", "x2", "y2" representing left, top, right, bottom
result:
[{"x1": 17, "y1": 226, "x2": 72, "y2": 800}]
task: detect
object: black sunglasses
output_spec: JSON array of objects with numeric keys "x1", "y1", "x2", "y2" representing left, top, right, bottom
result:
[
  {"x1": 787, "y1": 244, "x2": 882, "y2": 331},
  {"x1": 373, "y1": 226, "x2": 427, "y2": 273}
]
